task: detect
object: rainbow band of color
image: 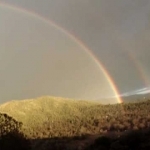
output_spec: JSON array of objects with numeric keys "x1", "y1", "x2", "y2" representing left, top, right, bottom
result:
[{"x1": 0, "y1": 2, "x2": 123, "y2": 103}]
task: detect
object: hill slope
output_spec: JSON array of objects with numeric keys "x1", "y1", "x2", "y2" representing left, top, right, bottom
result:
[
  {"x1": 1, "y1": 97, "x2": 150, "y2": 150},
  {"x1": 0, "y1": 96, "x2": 150, "y2": 140},
  {"x1": 0, "y1": 96, "x2": 102, "y2": 138}
]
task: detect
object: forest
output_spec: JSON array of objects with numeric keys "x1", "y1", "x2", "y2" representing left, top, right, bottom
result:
[{"x1": 0, "y1": 99, "x2": 150, "y2": 150}]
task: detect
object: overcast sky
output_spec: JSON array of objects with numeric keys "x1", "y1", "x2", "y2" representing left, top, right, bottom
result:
[{"x1": 0, "y1": 0, "x2": 150, "y2": 103}]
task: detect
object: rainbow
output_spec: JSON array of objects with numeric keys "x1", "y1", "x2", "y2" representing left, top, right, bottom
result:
[
  {"x1": 106, "y1": 28, "x2": 150, "y2": 98},
  {"x1": 127, "y1": 51, "x2": 150, "y2": 87},
  {"x1": 0, "y1": 2, "x2": 123, "y2": 103},
  {"x1": 113, "y1": 30, "x2": 149, "y2": 90}
]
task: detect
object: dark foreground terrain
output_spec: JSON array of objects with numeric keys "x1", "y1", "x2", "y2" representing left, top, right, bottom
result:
[
  {"x1": 0, "y1": 98, "x2": 150, "y2": 150},
  {"x1": 1, "y1": 123, "x2": 150, "y2": 150},
  {"x1": 29, "y1": 128, "x2": 150, "y2": 150}
]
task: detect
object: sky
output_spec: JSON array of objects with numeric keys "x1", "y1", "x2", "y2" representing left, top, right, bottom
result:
[{"x1": 0, "y1": 0, "x2": 150, "y2": 104}]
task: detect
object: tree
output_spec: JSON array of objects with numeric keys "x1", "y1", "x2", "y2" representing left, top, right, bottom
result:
[
  {"x1": 0, "y1": 113, "x2": 22, "y2": 136},
  {"x1": 0, "y1": 113, "x2": 31, "y2": 150}
]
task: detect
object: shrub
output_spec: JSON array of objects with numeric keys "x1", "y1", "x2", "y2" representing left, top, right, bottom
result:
[{"x1": 0, "y1": 113, "x2": 31, "y2": 150}]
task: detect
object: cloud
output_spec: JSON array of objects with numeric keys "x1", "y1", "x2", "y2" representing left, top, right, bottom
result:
[
  {"x1": 136, "y1": 88, "x2": 150, "y2": 94},
  {"x1": 120, "y1": 87, "x2": 150, "y2": 96}
]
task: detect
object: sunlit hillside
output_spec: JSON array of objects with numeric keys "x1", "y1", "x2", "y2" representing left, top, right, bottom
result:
[
  {"x1": 0, "y1": 96, "x2": 150, "y2": 150},
  {"x1": 0, "y1": 96, "x2": 103, "y2": 137}
]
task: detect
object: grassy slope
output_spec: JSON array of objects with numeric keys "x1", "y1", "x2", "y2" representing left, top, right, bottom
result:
[
  {"x1": 1, "y1": 97, "x2": 150, "y2": 150},
  {"x1": 0, "y1": 96, "x2": 100, "y2": 122},
  {"x1": 1, "y1": 96, "x2": 149, "y2": 139},
  {"x1": 0, "y1": 96, "x2": 103, "y2": 137}
]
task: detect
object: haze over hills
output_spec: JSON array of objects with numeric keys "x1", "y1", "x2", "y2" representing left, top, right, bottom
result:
[
  {"x1": 121, "y1": 93, "x2": 150, "y2": 103},
  {"x1": 96, "y1": 94, "x2": 150, "y2": 104},
  {"x1": 100, "y1": 89, "x2": 150, "y2": 103},
  {"x1": 120, "y1": 87, "x2": 150, "y2": 102}
]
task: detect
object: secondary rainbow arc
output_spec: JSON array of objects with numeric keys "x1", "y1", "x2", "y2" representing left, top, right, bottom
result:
[
  {"x1": 112, "y1": 29, "x2": 150, "y2": 91},
  {"x1": 127, "y1": 52, "x2": 150, "y2": 88},
  {"x1": 0, "y1": 2, "x2": 123, "y2": 103}
]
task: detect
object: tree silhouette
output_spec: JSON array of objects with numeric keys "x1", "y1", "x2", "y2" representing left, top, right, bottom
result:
[{"x1": 0, "y1": 113, "x2": 31, "y2": 150}]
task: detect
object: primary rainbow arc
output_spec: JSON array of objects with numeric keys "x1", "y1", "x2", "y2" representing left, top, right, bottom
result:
[{"x1": 0, "y1": 2, "x2": 123, "y2": 103}]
